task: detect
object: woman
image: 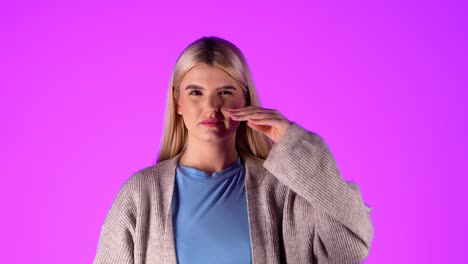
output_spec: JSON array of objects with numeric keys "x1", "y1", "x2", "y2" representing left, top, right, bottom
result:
[{"x1": 94, "y1": 36, "x2": 374, "y2": 264}]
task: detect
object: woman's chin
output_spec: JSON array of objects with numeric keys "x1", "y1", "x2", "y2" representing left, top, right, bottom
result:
[{"x1": 199, "y1": 130, "x2": 237, "y2": 143}]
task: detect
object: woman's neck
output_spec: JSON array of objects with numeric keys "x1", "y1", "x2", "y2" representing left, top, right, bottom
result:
[{"x1": 179, "y1": 137, "x2": 239, "y2": 173}]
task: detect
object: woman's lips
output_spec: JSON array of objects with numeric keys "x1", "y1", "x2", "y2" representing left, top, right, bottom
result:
[{"x1": 201, "y1": 121, "x2": 223, "y2": 127}]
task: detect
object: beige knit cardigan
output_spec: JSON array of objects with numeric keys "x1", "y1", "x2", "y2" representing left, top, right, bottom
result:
[{"x1": 94, "y1": 123, "x2": 374, "y2": 264}]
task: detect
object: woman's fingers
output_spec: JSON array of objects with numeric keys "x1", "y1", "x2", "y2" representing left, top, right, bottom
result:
[
  {"x1": 228, "y1": 112, "x2": 278, "y2": 121},
  {"x1": 246, "y1": 117, "x2": 283, "y2": 124},
  {"x1": 228, "y1": 106, "x2": 277, "y2": 114},
  {"x1": 245, "y1": 121, "x2": 272, "y2": 134},
  {"x1": 227, "y1": 106, "x2": 282, "y2": 120},
  {"x1": 227, "y1": 106, "x2": 292, "y2": 143}
]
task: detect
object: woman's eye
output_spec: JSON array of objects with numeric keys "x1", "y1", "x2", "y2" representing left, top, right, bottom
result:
[
  {"x1": 189, "y1": 90, "x2": 202, "y2": 95},
  {"x1": 220, "y1": 91, "x2": 233, "y2": 95}
]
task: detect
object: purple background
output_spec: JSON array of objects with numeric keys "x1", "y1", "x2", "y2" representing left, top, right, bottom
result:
[{"x1": 2, "y1": 0, "x2": 467, "y2": 263}]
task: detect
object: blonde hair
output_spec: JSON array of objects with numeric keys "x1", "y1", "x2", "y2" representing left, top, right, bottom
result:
[{"x1": 156, "y1": 36, "x2": 273, "y2": 163}]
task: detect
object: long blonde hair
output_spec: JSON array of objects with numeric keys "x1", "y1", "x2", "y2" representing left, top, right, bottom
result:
[{"x1": 156, "y1": 36, "x2": 273, "y2": 163}]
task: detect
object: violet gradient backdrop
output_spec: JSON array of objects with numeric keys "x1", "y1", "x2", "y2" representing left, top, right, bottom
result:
[{"x1": 1, "y1": 0, "x2": 467, "y2": 263}]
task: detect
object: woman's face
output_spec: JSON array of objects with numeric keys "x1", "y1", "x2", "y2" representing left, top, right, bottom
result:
[{"x1": 176, "y1": 63, "x2": 246, "y2": 144}]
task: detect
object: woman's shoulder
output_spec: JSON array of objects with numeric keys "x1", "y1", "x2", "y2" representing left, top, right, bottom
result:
[{"x1": 118, "y1": 158, "x2": 178, "y2": 196}]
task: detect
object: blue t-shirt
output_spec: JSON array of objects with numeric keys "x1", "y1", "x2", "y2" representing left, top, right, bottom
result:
[{"x1": 171, "y1": 157, "x2": 252, "y2": 264}]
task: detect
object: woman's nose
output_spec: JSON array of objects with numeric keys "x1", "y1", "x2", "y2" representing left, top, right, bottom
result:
[{"x1": 205, "y1": 95, "x2": 223, "y2": 112}]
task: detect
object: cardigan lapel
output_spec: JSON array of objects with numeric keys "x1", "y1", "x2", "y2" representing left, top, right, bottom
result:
[
  {"x1": 158, "y1": 153, "x2": 182, "y2": 264},
  {"x1": 243, "y1": 157, "x2": 268, "y2": 264}
]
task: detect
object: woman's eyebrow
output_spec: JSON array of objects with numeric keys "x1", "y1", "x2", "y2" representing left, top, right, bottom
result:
[{"x1": 184, "y1": 84, "x2": 238, "y2": 90}]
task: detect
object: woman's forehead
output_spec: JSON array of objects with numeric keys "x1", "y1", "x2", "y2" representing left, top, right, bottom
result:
[{"x1": 180, "y1": 64, "x2": 240, "y2": 88}]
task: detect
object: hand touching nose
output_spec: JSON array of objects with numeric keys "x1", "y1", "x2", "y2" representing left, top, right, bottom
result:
[{"x1": 227, "y1": 106, "x2": 292, "y2": 143}]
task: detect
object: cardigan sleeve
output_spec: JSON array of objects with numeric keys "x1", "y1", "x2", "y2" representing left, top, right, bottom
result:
[
  {"x1": 94, "y1": 178, "x2": 137, "y2": 264},
  {"x1": 263, "y1": 122, "x2": 374, "y2": 263}
]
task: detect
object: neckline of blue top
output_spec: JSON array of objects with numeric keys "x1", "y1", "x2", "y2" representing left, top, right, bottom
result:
[{"x1": 177, "y1": 156, "x2": 244, "y2": 182}]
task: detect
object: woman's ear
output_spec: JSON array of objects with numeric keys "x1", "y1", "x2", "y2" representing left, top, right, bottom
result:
[
  {"x1": 176, "y1": 103, "x2": 182, "y2": 115},
  {"x1": 173, "y1": 86, "x2": 182, "y2": 115},
  {"x1": 174, "y1": 94, "x2": 182, "y2": 115}
]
